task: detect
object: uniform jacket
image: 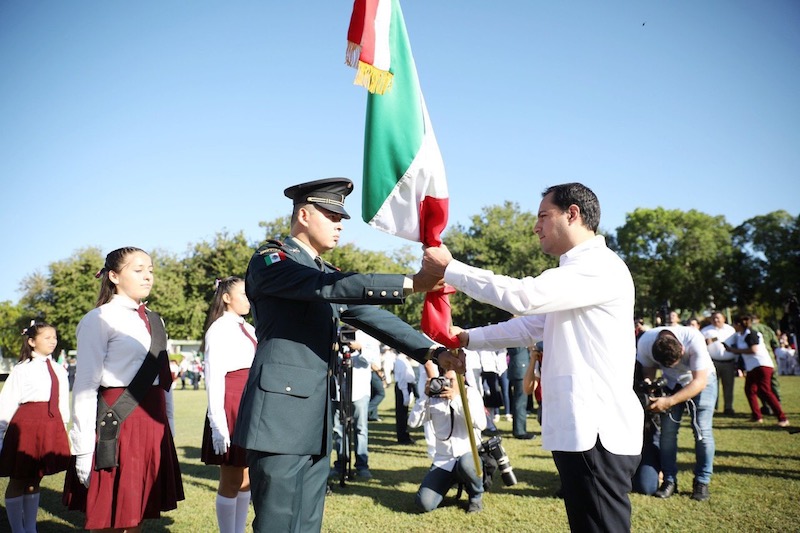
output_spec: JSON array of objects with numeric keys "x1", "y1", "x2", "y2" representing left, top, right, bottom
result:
[{"x1": 233, "y1": 237, "x2": 432, "y2": 456}]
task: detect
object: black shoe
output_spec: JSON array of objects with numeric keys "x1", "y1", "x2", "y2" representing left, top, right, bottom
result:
[
  {"x1": 761, "y1": 405, "x2": 773, "y2": 416},
  {"x1": 397, "y1": 437, "x2": 415, "y2": 445},
  {"x1": 368, "y1": 417, "x2": 382, "y2": 422},
  {"x1": 655, "y1": 480, "x2": 677, "y2": 498},
  {"x1": 513, "y1": 433, "x2": 535, "y2": 440},
  {"x1": 691, "y1": 480, "x2": 710, "y2": 501},
  {"x1": 723, "y1": 409, "x2": 735, "y2": 416},
  {"x1": 466, "y1": 498, "x2": 484, "y2": 513}
]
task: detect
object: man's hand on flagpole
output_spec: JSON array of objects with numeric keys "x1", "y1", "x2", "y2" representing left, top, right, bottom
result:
[
  {"x1": 437, "y1": 348, "x2": 466, "y2": 375},
  {"x1": 422, "y1": 245, "x2": 453, "y2": 279}
]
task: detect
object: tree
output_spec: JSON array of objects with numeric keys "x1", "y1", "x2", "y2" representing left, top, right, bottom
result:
[
  {"x1": 614, "y1": 208, "x2": 734, "y2": 322},
  {"x1": 444, "y1": 202, "x2": 556, "y2": 327},
  {"x1": 729, "y1": 210, "x2": 800, "y2": 323},
  {"x1": 0, "y1": 301, "x2": 25, "y2": 360},
  {"x1": 17, "y1": 247, "x2": 104, "y2": 351},
  {"x1": 180, "y1": 231, "x2": 256, "y2": 341}
]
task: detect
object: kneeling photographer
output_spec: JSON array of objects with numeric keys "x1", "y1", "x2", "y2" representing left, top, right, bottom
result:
[
  {"x1": 637, "y1": 325, "x2": 717, "y2": 502},
  {"x1": 408, "y1": 368, "x2": 487, "y2": 513}
]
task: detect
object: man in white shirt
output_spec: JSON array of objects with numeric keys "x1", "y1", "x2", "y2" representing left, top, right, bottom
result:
[
  {"x1": 701, "y1": 311, "x2": 737, "y2": 415},
  {"x1": 422, "y1": 183, "x2": 642, "y2": 532},
  {"x1": 637, "y1": 326, "x2": 717, "y2": 501},
  {"x1": 408, "y1": 368, "x2": 487, "y2": 513}
]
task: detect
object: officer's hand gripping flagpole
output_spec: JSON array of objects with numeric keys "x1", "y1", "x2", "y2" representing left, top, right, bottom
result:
[{"x1": 453, "y1": 354, "x2": 482, "y2": 479}]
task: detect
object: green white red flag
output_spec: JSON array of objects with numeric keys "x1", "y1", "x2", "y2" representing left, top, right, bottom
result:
[{"x1": 346, "y1": 0, "x2": 458, "y2": 348}]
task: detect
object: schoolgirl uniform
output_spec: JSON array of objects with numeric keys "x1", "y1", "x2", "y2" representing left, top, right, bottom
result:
[
  {"x1": 201, "y1": 311, "x2": 257, "y2": 466},
  {"x1": 63, "y1": 294, "x2": 184, "y2": 530},
  {"x1": 0, "y1": 352, "x2": 70, "y2": 478}
]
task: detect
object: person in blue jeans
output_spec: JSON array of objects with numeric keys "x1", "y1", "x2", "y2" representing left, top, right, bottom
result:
[{"x1": 637, "y1": 325, "x2": 717, "y2": 501}]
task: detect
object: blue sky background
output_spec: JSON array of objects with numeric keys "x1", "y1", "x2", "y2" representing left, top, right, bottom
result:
[{"x1": 1, "y1": 1, "x2": 798, "y2": 304}]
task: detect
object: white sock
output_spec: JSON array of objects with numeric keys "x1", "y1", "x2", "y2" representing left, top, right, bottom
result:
[
  {"x1": 21, "y1": 493, "x2": 39, "y2": 533},
  {"x1": 235, "y1": 490, "x2": 251, "y2": 533},
  {"x1": 216, "y1": 494, "x2": 237, "y2": 533},
  {"x1": 5, "y1": 496, "x2": 25, "y2": 533}
]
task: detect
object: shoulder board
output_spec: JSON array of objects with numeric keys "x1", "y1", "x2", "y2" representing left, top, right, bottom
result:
[{"x1": 320, "y1": 258, "x2": 341, "y2": 272}]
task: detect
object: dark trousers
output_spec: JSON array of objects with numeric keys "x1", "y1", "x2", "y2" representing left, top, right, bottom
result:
[
  {"x1": 395, "y1": 382, "x2": 413, "y2": 441},
  {"x1": 247, "y1": 450, "x2": 329, "y2": 533},
  {"x1": 368, "y1": 371, "x2": 385, "y2": 420},
  {"x1": 508, "y1": 377, "x2": 529, "y2": 437},
  {"x1": 552, "y1": 437, "x2": 640, "y2": 533}
]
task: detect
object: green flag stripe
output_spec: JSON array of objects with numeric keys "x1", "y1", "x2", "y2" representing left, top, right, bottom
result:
[{"x1": 362, "y1": 0, "x2": 424, "y2": 223}]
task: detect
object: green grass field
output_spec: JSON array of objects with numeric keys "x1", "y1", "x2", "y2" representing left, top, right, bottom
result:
[{"x1": 1, "y1": 376, "x2": 799, "y2": 532}]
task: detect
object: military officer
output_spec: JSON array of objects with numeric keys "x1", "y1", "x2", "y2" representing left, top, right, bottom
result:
[{"x1": 232, "y1": 177, "x2": 464, "y2": 533}]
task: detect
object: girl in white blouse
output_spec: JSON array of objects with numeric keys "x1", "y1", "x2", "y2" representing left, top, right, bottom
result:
[
  {"x1": 0, "y1": 321, "x2": 70, "y2": 533},
  {"x1": 63, "y1": 246, "x2": 184, "y2": 532},
  {"x1": 200, "y1": 276, "x2": 256, "y2": 533}
]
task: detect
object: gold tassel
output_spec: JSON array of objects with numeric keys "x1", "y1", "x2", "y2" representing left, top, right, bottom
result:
[{"x1": 353, "y1": 62, "x2": 394, "y2": 95}]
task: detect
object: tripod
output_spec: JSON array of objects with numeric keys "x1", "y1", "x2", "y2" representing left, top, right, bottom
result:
[{"x1": 335, "y1": 348, "x2": 356, "y2": 487}]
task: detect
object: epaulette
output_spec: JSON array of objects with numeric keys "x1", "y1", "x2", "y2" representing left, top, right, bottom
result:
[
  {"x1": 320, "y1": 258, "x2": 341, "y2": 272},
  {"x1": 256, "y1": 239, "x2": 285, "y2": 256}
]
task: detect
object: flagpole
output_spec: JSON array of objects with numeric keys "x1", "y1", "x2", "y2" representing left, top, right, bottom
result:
[{"x1": 455, "y1": 367, "x2": 482, "y2": 479}]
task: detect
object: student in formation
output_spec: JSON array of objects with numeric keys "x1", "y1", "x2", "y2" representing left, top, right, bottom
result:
[
  {"x1": 200, "y1": 276, "x2": 257, "y2": 533},
  {"x1": 63, "y1": 246, "x2": 184, "y2": 531},
  {"x1": 0, "y1": 321, "x2": 70, "y2": 533}
]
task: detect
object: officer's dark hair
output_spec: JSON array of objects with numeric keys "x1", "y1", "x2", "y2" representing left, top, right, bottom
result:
[
  {"x1": 200, "y1": 276, "x2": 244, "y2": 353},
  {"x1": 652, "y1": 330, "x2": 683, "y2": 367},
  {"x1": 19, "y1": 321, "x2": 56, "y2": 363},
  {"x1": 541, "y1": 183, "x2": 601, "y2": 232},
  {"x1": 94, "y1": 247, "x2": 149, "y2": 307}
]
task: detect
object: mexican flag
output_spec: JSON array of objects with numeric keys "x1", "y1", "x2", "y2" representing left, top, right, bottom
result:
[
  {"x1": 346, "y1": 0, "x2": 448, "y2": 246},
  {"x1": 347, "y1": 0, "x2": 457, "y2": 348}
]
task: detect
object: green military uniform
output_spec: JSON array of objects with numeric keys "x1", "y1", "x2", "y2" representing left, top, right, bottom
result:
[{"x1": 233, "y1": 178, "x2": 435, "y2": 532}]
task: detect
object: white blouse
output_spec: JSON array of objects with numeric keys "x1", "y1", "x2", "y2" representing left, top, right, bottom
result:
[
  {"x1": 0, "y1": 353, "x2": 70, "y2": 441},
  {"x1": 204, "y1": 311, "x2": 256, "y2": 435},
  {"x1": 70, "y1": 294, "x2": 174, "y2": 455}
]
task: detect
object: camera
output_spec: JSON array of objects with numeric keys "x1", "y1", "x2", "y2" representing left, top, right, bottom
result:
[
  {"x1": 427, "y1": 376, "x2": 451, "y2": 397},
  {"x1": 338, "y1": 325, "x2": 357, "y2": 346},
  {"x1": 479, "y1": 435, "x2": 517, "y2": 487},
  {"x1": 635, "y1": 376, "x2": 668, "y2": 398}
]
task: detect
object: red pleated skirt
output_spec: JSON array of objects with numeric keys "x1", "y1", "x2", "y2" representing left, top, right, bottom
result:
[
  {"x1": 0, "y1": 402, "x2": 70, "y2": 478},
  {"x1": 63, "y1": 386, "x2": 185, "y2": 530},
  {"x1": 201, "y1": 368, "x2": 249, "y2": 467}
]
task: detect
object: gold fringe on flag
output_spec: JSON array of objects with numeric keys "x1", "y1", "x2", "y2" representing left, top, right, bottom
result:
[{"x1": 354, "y1": 62, "x2": 394, "y2": 95}]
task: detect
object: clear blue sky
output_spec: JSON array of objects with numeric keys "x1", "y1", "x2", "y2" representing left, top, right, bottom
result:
[{"x1": 1, "y1": 1, "x2": 798, "y2": 304}]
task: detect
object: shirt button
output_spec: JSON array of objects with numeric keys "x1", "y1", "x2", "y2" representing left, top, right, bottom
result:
[
  {"x1": 380, "y1": 291, "x2": 387, "y2": 297},
  {"x1": 367, "y1": 290, "x2": 374, "y2": 296},
  {"x1": 392, "y1": 290, "x2": 399, "y2": 297},
  {"x1": 285, "y1": 386, "x2": 292, "y2": 392}
]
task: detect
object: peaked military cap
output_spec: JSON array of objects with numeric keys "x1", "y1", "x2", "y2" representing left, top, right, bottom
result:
[{"x1": 284, "y1": 177, "x2": 354, "y2": 219}]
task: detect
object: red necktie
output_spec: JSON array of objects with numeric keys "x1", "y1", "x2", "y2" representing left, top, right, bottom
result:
[
  {"x1": 240, "y1": 321, "x2": 257, "y2": 349},
  {"x1": 46, "y1": 359, "x2": 58, "y2": 418},
  {"x1": 137, "y1": 304, "x2": 151, "y2": 334}
]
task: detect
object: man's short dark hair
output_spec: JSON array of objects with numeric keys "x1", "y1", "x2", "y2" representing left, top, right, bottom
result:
[
  {"x1": 652, "y1": 330, "x2": 683, "y2": 367},
  {"x1": 542, "y1": 182, "x2": 601, "y2": 232}
]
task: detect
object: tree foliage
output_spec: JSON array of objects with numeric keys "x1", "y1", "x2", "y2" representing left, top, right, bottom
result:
[
  {"x1": 0, "y1": 301, "x2": 25, "y2": 360},
  {"x1": 614, "y1": 208, "x2": 734, "y2": 321},
  {"x1": 729, "y1": 210, "x2": 800, "y2": 317}
]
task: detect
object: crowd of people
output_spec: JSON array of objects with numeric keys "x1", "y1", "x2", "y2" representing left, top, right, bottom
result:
[{"x1": 0, "y1": 180, "x2": 795, "y2": 533}]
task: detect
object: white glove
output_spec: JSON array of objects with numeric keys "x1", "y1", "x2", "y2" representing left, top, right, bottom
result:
[
  {"x1": 75, "y1": 453, "x2": 93, "y2": 488},
  {"x1": 211, "y1": 428, "x2": 230, "y2": 455}
]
